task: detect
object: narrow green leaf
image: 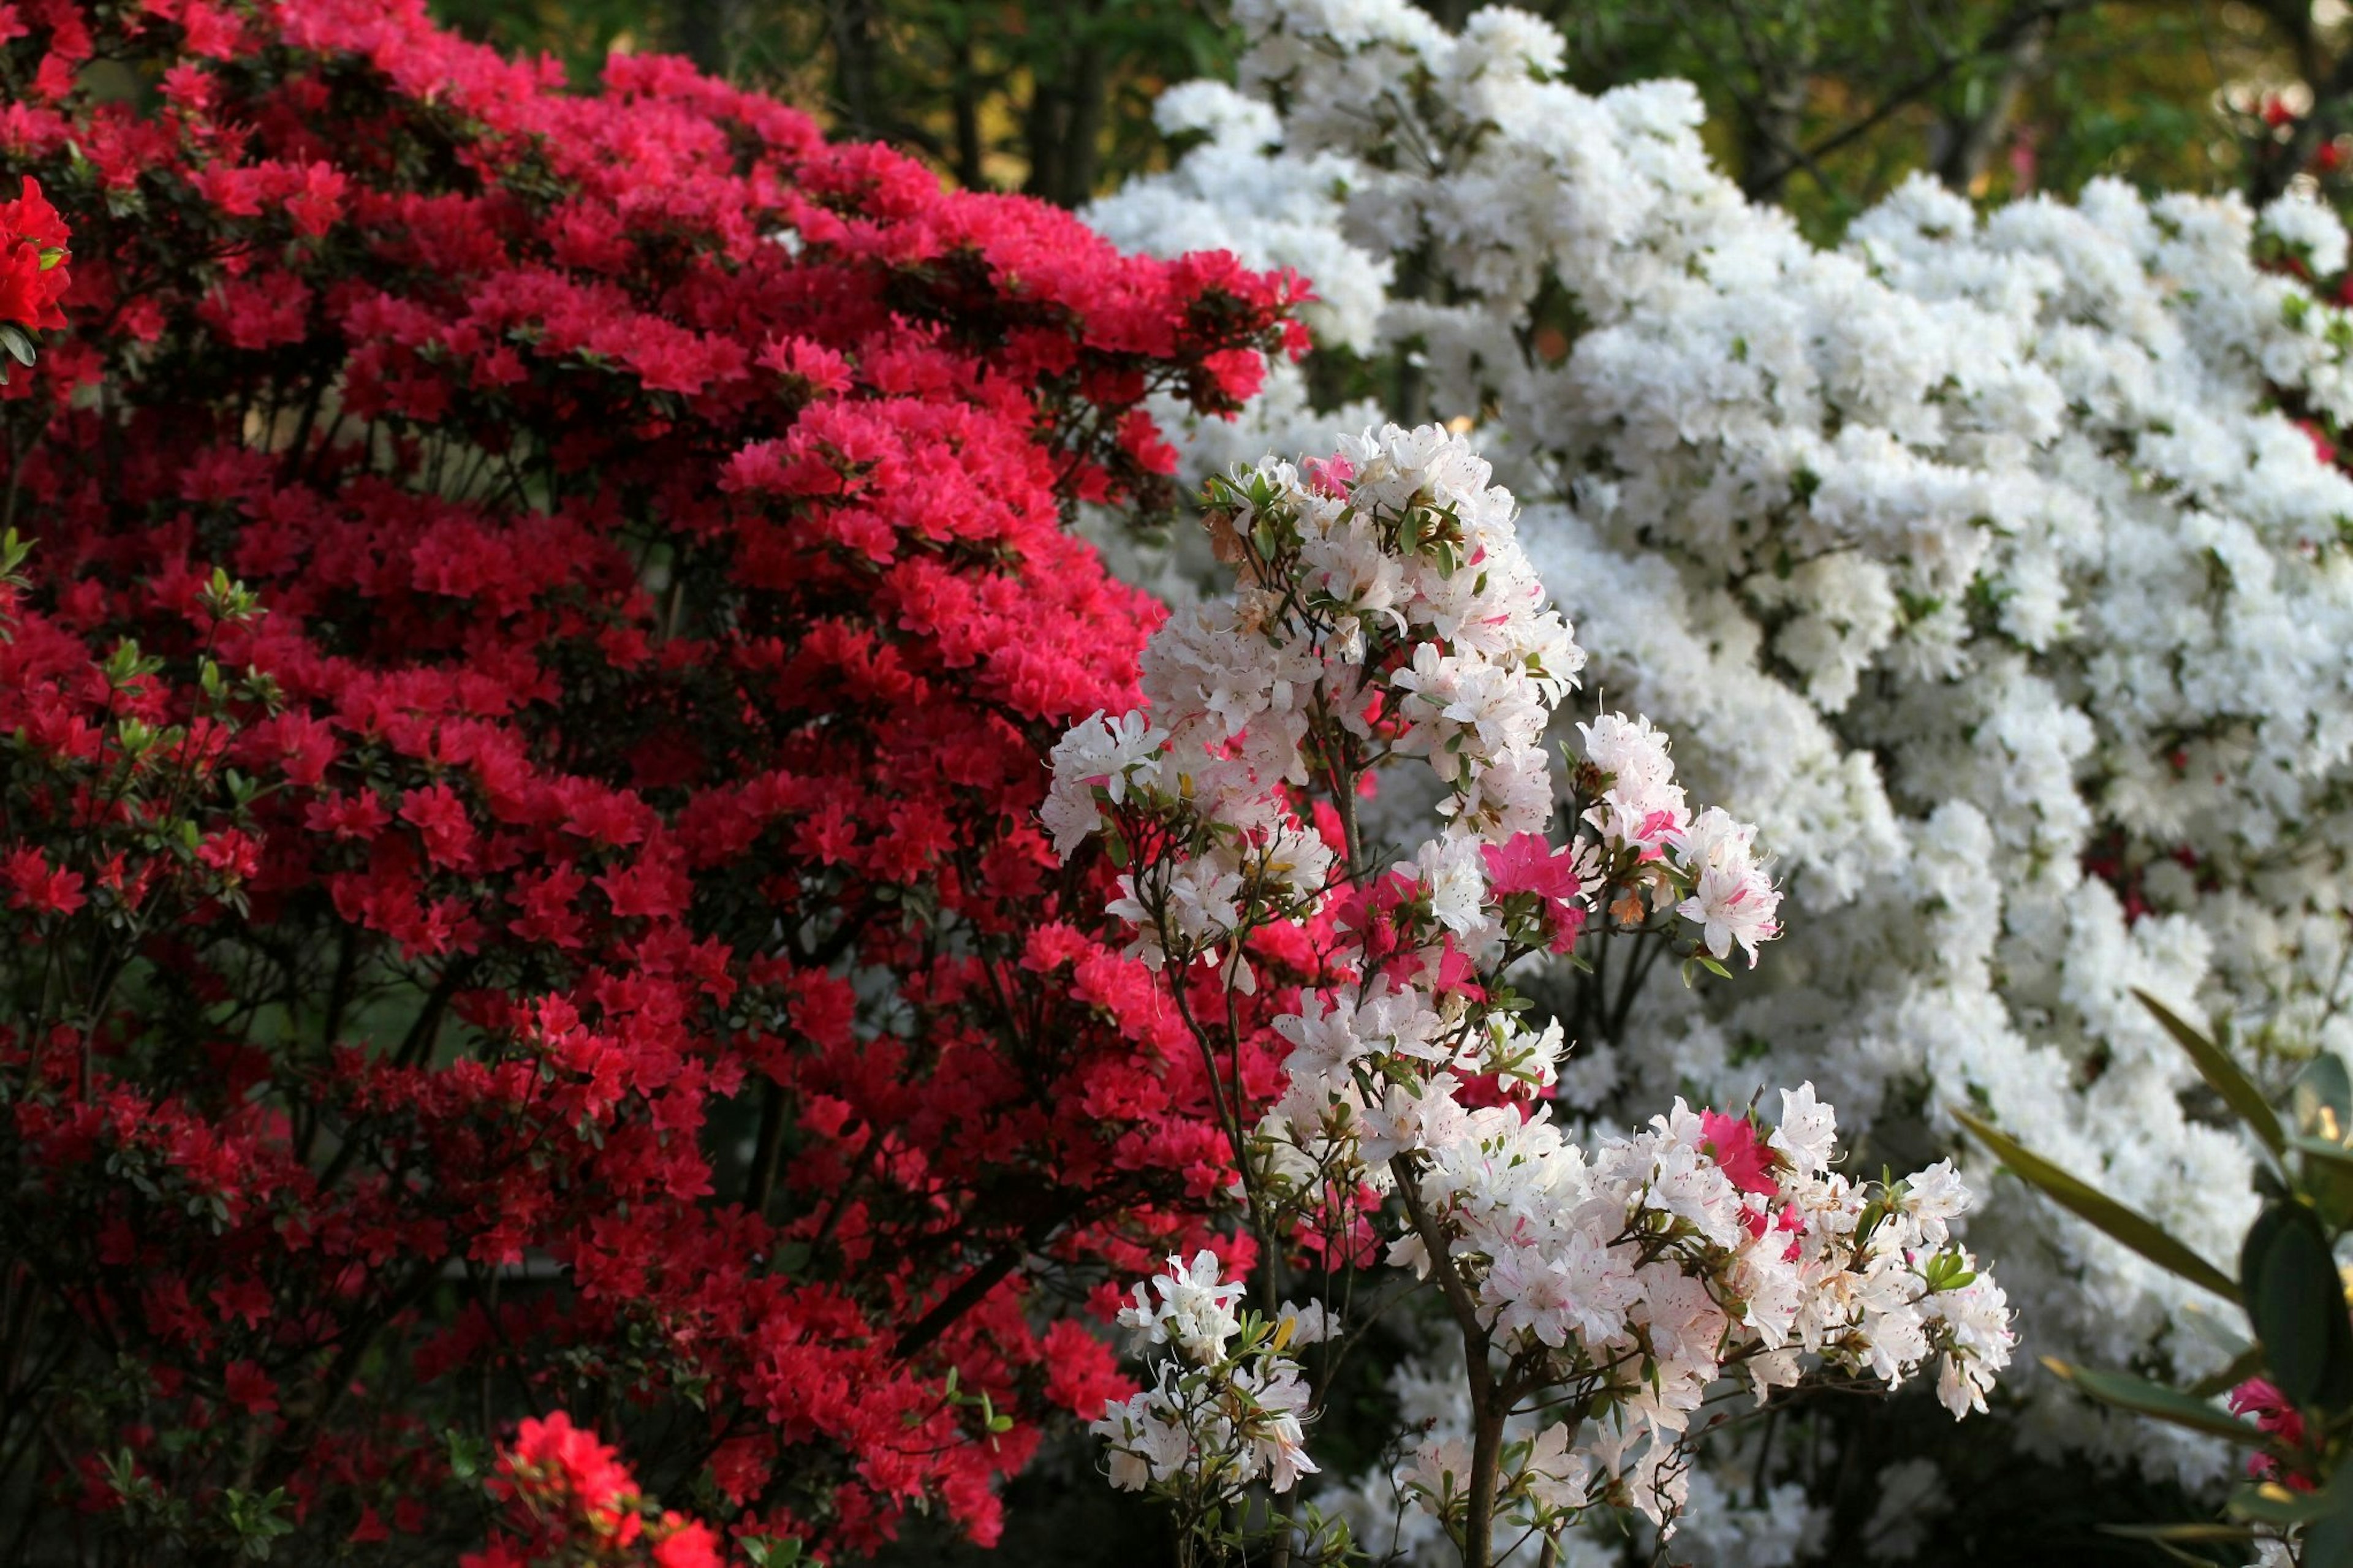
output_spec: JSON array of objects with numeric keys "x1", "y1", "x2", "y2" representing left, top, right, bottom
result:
[
  {"x1": 2097, "y1": 1523, "x2": 2257, "y2": 1545},
  {"x1": 2043, "y1": 1359, "x2": 2269, "y2": 1444},
  {"x1": 1957, "y1": 1110, "x2": 2241, "y2": 1303},
  {"x1": 2136, "y1": 988, "x2": 2284, "y2": 1157},
  {"x1": 2143, "y1": 1540, "x2": 2221, "y2": 1568},
  {"x1": 2294, "y1": 1135, "x2": 2353, "y2": 1169},
  {"x1": 2235, "y1": 1464, "x2": 2353, "y2": 1566},
  {"x1": 2232, "y1": 1480, "x2": 2345, "y2": 1527},
  {"x1": 0, "y1": 323, "x2": 34, "y2": 368}
]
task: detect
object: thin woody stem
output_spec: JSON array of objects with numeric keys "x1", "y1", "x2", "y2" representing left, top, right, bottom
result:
[{"x1": 1392, "y1": 1151, "x2": 1505, "y2": 1568}]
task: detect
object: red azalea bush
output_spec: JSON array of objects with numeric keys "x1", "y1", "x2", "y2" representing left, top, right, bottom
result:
[{"x1": 0, "y1": 0, "x2": 1311, "y2": 1561}]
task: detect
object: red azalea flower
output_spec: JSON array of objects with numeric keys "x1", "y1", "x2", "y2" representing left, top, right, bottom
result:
[
  {"x1": 0, "y1": 175, "x2": 67, "y2": 331},
  {"x1": 1701, "y1": 1108, "x2": 1780, "y2": 1197}
]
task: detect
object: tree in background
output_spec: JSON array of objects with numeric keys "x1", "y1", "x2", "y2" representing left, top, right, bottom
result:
[
  {"x1": 1533, "y1": 0, "x2": 2353, "y2": 232},
  {"x1": 427, "y1": 0, "x2": 2353, "y2": 229},
  {"x1": 434, "y1": 0, "x2": 1237, "y2": 205}
]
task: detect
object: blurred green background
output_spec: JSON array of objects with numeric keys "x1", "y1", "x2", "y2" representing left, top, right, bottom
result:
[{"x1": 429, "y1": 0, "x2": 2353, "y2": 236}]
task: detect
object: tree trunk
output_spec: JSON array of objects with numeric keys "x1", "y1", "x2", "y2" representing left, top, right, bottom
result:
[
  {"x1": 1461, "y1": 1366, "x2": 1502, "y2": 1568},
  {"x1": 675, "y1": 0, "x2": 738, "y2": 80},
  {"x1": 1058, "y1": 28, "x2": 1108, "y2": 205},
  {"x1": 1740, "y1": 61, "x2": 1811, "y2": 205},
  {"x1": 1931, "y1": 15, "x2": 2050, "y2": 191},
  {"x1": 1021, "y1": 0, "x2": 1111, "y2": 206},
  {"x1": 951, "y1": 21, "x2": 987, "y2": 190},
  {"x1": 828, "y1": 0, "x2": 885, "y2": 140}
]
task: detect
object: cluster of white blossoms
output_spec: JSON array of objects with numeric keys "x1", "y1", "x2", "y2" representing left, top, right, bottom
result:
[
  {"x1": 1091, "y1": 1252, "x2": 1321, "y2": 1498},
  {"x1": 1045, "y1": 420, "x2": 1586, "y2": 999},
  {"x1": 1324, "y1": 1348, "x2": 1843, "y2": 1568},
  {"x1": 1048, "y1": 424, "x2": 2009, "y2": 1562},
  {"x1": 1358, "y1": 1085, "x2": 2011, "y2": 1538},
  {"x1": 1085, "y1": 0, "x2": 2353, "y2": 1505}
]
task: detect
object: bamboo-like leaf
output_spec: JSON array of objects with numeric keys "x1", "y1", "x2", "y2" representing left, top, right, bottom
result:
[
  {"x1": 1957, "y1": 1110, "x2": 2241, "y2": 1303},
  {"x1": 2143, "y1": 1540, "x2": 2227, "y2": 1568},
  {"x1": 2142, "y1": 1540, "x2": 2222, "y2": 1568},
  {"x1": 2099, "y1": 1523, "x2": 2258, "y2": 1545},
  {"x1": 2136, "y1": 988, "x2": 2285, "y2": 1158},
  {"x1": 2043, "y1": 1359, "x2": 2270, "y2": 1445}
]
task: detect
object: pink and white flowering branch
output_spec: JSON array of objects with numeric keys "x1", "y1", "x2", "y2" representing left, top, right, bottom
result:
[{"x1": 1048, "y1": 424, "x2": 2013, "y2": 1567}]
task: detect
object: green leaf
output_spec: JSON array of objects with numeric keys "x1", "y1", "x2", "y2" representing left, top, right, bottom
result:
[
  {"x1": 2136, "y1": 988, "x2": 2284, "y2": 1158},
  {"x1": 1956, "y1": 1110, "x2": 2240, "y2": 1303},
  {"x1": 2042, "y1": 1359, "x2": 2269, "y2": 1444},
  {"x1": 2097, "y1": 1523, "x2": 2257, "y2": 1545},
  {"x1": 2287, "y1": 1135, "x2": 2353, "y2": 1230},
  {"x1": 2294, "y1": 1135, "x2": 2353, "y2": 1170},
  {"x1": 2295, "y1": 1052, "x2": 2352, "y2": 1143},
  {"x1": 2230, "y1": 1469, "x2": 2353, "y2": 1568},
  {"x1": 0, "y1": 322, "x2": 35, "y2": 368},
  {"x1": 444, "y1": 1427, "x2": 494, "y2": 1485},
  {"x1": 2242, "y1": 1200, "x2": 2353, "y2": 1412},
  {"x1": 2301, "y1": 1485, "x2": 2353, "y2": 1568},
  {"x1": 2230, "y1": 1480, "x2": 2341, "y2": 1526}
]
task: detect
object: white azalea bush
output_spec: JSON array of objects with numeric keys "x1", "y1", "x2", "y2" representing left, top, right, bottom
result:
[
  {"x1": 1080, "y1": 0, "x2": 2353, "y2": 1540},
  {"x1": 1049, "y1": 425, "x2": 2011, "y2": 1567}
]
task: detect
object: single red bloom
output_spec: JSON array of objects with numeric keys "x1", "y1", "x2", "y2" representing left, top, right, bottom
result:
[
  {"x1": 222, "y1": 1360, "x2": 278, "y2": 1417},
  {"x1": 1701, "y1": 1108, "x2": 1779, "y2": 1198},
  {"x1": 2, "y1": 844, "x2": 83, "y2": 915},
  {"x1": 652, "y1": 1519, "x2": 723, "y2": 1568}
]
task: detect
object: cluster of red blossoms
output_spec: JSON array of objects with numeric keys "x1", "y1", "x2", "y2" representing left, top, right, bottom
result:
[
  {"x1": 465, "y1": 1414, "x2": 724, "y2": 1568},
  {"x1": 2229, "y1": 1377, "x2": 2317, "y2": 1493},
  {"x1": 0, "y1": 0, "x2": 1316, "y2": 1561},
  {"x1": 0, "y1": 173, "x2": 68, "y2": 368}
]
